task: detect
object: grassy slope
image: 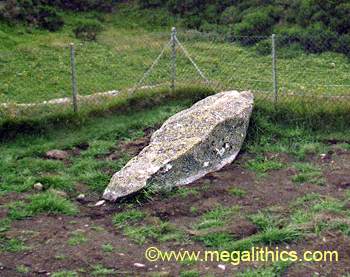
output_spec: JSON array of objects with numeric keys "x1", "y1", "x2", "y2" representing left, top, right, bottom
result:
[
  {"x1": 1, "y1": 94, "x2": 350, "y2": 275},
  {"x1": 0, "y1": 3, "x2": 349, "y2": 104},
  {"x1": 0, "y1": 97, "x2": 195, "y2": 194},
  {"x1": 1, "y1": 91, "x2": 349, "y2": 195}
]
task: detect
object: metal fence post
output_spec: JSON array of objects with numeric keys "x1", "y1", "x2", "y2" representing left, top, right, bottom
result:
[
  {"x1": 271, "y1": 34, "x2": 278, "y2": 104},
  {"x1": 171, "y1": 27, "x2": 177, "y2": 92},
  {"x1": 70, "y1": 43, "x2": 78, "y2": 113}
]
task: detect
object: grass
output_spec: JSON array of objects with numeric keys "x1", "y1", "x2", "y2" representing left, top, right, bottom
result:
[
  {"x1": 195, "y1": 205, "x2": 240, "y2": 230},
  {"x1": 52, "y1": 271, "x2": 78, "y2": 277},
  {"x1": 1, "y1": 4, "x2": 349, "y2": 105},
  {"x1": 112, "y1": 209, "x2": 145, "y2": 227},
  {"x1": 16, "y1": 265, "x2": 30, "y2": 274},
  {"x1": 7, "y1": 192, "x2": 78, "y2": 220},
  {"x1": 228, "y1": 187, "x2": 247, "y2": 197},
  {"x1": 180, "y1": 270, "x2": 200, "y2": 277},
  {"x1": 246, "y1": 156, "x2": 284, "y2": 177},
  {"x1": 194, "y1": 204, "x2": 304, "y2": 251},
  {"x1": 0, "y1": 2, "x2": 349, "y2": 132},
  {"x1": 170, "y1": 187, "x2": 199, "y2": 198},
  {"x1": 248, "y1": 212, "x2": 282, "y2": 231},
  {"x1": 123, "y1": 221, "x2": 185, "y2": 245},
  {"x1": 295, "y1": 142, "x2": 328, "y2": 160},
  {"x1": 112, "y1": 200, "x2": 185, "y2": 246},
  {"x1": 236, "y1": 261, "x2": 291, "y2": 277},
  {"x1": 0, "y1": 218, "x2": 11, "y2": 233},
  {"x1": 291, "y1": 162, "x2": 325, "y2": 185},
  {"x1": 0, "y1": 81, "x2": 349, "y2": 274},
  {"x1": 68, "y1": 230, "x2": 88, "y2": 246},
  {"x1": 0, "y1": 95, "x2": 196, "y2": 195},
  {"x1": 91, "y1": 265, "x2": 116, "y2": 276},
  {"x1": 227, "y1": 227, "x2": 302, "y2": 251},
  {"x1": 0, "y1": 237, "x2": 30, "y2": 253},
  {"x1": 290, "y1": 194, "x2": 350, "y2": 235},
  {"x1": 193, "y1": 205, "x2": 241, "y2": 248},
  {"x1": 101, "y1": 243, "x2": 114, "y2": 253}
]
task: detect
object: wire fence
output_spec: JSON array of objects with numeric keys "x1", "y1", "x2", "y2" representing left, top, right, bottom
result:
[{"x1": 0, "y1": 28, "x2": 349, "y2": 123}]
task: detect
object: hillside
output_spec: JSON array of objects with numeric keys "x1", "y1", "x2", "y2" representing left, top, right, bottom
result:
[{"x1": 1, "y1": 0, "x2": 350, "y2": 55}]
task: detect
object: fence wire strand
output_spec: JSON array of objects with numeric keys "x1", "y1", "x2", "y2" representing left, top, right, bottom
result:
[{"x1": 1, "y1": 29, "x2": 350, "y2": 123}]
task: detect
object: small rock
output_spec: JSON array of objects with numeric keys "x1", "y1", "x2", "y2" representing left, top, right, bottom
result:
[
  {"x1": 33, "y1": 182, "x2": 44, "y2": 191},
  {"x1": 218, "y1": 264, "x2": 226, "y2": 270},
  {"x1": 46, "y1": 150, "x2": 69, "y2": 160},
  {"x1": 76, "y1": 193, "x2": 85, "y2": 201},
  {"x1": 48, "y1": 189, "x2": 67, "y2": 198},
  {"x1": 94, "y1": 200, "x2": 105, "y2": 207},
  {"x1": 134, "y1": 263, "x2": 146, "y2": 268}
]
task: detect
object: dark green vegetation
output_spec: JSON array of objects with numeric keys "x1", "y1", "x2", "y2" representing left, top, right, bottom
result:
[
  {"x1": 2, "y1": 1, "x2": 350, "y2": 55},
  {"x1": 138, "y1": 0, "x2": 350, "y2": 55},
  {"x1": 0, "y1": 0, "x2": 114, "y2": 31}
]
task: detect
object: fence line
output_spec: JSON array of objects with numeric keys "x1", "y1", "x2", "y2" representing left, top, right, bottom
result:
[{"x1": 0, "y1": 28, "x2": 349, "y2": 120}]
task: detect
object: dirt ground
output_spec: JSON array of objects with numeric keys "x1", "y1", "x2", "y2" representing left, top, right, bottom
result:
[{"x1": 1, "y1": 131, "x2": 350, "y2": 277}]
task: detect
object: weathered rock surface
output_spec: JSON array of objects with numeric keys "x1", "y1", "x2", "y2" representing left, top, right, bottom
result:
[
  {"x1": 103, "y1": 90, "x2": 254, "y2": 201},
  {"x1": 46, "y1": 150, "x2": 69, "y2": 160}
]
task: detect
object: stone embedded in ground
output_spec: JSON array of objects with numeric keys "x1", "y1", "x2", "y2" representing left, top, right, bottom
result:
[
  {"x1": 33, "y1": 182, "x2": 43, "y2": 191},
  {"x1": 103, "y1": 90, "x2": 254, "y2": 201},
  {"x1": 45, "y1": 149, "x2": 69, "y2": 160},
  {"x1": 76, "y1": 193, "x2": 86, "y2": 201},
  {"x1": 48, "y1": 188, "x2": 67, "y2": 198}
]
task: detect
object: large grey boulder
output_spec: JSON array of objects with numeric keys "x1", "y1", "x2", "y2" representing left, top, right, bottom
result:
[{"x1": 103, "y1": 90, "x2": 254, "y2": 201}]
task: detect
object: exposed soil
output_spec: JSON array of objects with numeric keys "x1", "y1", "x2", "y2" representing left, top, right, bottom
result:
[{"x1": 1, "y1": 133, "x2": 350, "y2": 276}]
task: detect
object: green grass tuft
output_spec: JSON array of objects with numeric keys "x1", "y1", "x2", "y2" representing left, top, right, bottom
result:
[
  {"x1": 228, "y1": 227, "x2": 301, "y2": 251},
  {"x1": 228, "y1": 187, "x2": 247, "y2": 198},
  {"x1": 91, "y1": 265, "x2": 116, "y2": 276},
  {"x1": 51, "y1": 271, "x2": 78, "y2": 277},
  {"x1": 196, "y1": 205, "x2": 240, "y2": 230},
  {"x1": 112, "y1": 209, "x2": 145, "y2": 227},
  {"x1": 292, "y1": 162, "x2": 325, "y2": 185},
  {"x1": 180, "y1": 270, "x2": 200, "y2": 277},
  {"x1": 101, "y1": 243, "x2": 114, "y2": 253},
  {"x1": 246, "y1": 156, "x2": 284, "y2": 176},
  {"x1": 236, "y1": 261, "x2": 291, "y2": 277},
  {"x1": 123, "y1": 221, "x2": 185, "y2": 245},
  {"x1": 7, "y1": 192, "x2": 78, "y2": 220},
  {"x1": 0, "y1": 237, "x2": 30, "y2": 253},
  {"x1": 68, "y1": 230, "x2": 88, "y2": 246}
]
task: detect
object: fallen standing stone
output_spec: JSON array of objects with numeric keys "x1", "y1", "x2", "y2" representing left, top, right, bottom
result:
[{"x1": 103, "y1": 90, "x2": 254, "y2": 201}]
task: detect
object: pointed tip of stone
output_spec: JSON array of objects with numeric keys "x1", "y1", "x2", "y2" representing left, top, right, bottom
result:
[{"x1": 102, "y1": 188, "x2": 119, "y2": 202}]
